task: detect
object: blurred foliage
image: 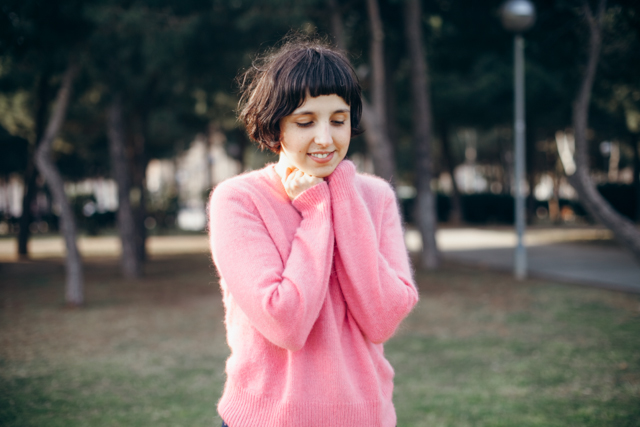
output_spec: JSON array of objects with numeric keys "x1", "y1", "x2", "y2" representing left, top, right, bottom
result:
[{"x1": 0, "y1": 0, "x2": 637, "y2": 184}]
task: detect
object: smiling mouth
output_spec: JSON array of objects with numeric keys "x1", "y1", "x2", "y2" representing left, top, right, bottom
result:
[{"x1": 309, "y1": 152, "x2": 334, "y2": 159}]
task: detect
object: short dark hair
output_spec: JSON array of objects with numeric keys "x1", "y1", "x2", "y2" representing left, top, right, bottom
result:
[{"x1": 238, "y1": 36, "x2": 363, "y2": 153}]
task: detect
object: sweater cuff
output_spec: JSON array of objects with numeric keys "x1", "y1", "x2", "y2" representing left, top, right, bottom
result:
[
  {"x1": 292, "y1": 181, "x2": 331, "y2": 217},
  {"x1": 327, "y1": 160, "x2": 357, "y2": 202}
]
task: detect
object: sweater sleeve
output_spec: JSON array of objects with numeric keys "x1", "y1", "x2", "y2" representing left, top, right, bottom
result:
[
  {"x1": 209, "y1": 179, "x2": 334, "y2": 352},
  {"x1": 327, "y1": 161, "x2": 418, "y2": 343}
]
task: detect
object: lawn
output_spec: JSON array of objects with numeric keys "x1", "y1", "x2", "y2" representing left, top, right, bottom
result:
[{"x1": 1, "y1": 253, "x2": 639, "y2": 426}]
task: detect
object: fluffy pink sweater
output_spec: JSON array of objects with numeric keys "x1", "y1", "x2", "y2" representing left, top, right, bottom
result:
[{"x1": 208, "y1": 160, "x2": 418, "y2": 427}]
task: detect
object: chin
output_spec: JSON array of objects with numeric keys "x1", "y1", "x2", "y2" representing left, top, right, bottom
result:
[{"x1": 307, "y1": 163, "x2": 338, "y2": 178}]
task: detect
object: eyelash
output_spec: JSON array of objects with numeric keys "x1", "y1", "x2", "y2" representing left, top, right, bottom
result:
[{"x1": 296, "y1": 121, "x2": 345, "y2": 128}]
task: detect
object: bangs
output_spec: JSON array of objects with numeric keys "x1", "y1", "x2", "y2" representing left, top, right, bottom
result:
[
  {"x1": 274, "y1": 48, "x2": 361, "y2": 114},
  {"x1": 292, "y1": 49, "x2": 357, "y2": 106}
]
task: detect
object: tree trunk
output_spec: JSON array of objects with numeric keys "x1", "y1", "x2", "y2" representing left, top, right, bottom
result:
[
  {"x1": 132, "y1": 121, "x2": 147, "y2": 263},
  {"x1": 567, "y1": 0, "x2": 640, "y2": 260},
  {"x1": 364, "y1": 0, "x2": 396, "y2": 184},
  {"x1": 34, "y1": 61, "x2": 83, "y2": 306},
  {"x1": 633, "y1": 138, "x2": 640, "y2": 222},
  {"x1": 18, "y1": 70, "x2": 52, "y2": 258},
  {"x1": 132, "y1": 81, "x2": 157, "y2": 265},
  {"x1": 107, "y1": 94, "x2": 142, "y2": 279},
  {"x1": 328, "y1": 0, "x2": 396, "y2": 184},
  {"x1": 18, "y1": 162, "x2": 38, "y2": 257},
  {"x1": 360, "y1": 102, "x2": 396, "y2": 183},
  {"x1": 403, "y1": 0, "x2": 439, "y2": 268},
  {"x1": 439, "y1": 121, "x2": 463, "y2": 224}
]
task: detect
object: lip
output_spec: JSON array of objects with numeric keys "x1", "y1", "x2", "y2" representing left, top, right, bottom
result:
[{"x1": 307, "y1": 151, "x2": 335, "y2": 164}]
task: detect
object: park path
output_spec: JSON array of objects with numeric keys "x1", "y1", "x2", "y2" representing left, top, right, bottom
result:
[
  {"x1": 406, "y1": 226, "x2": 640, "y2": 294},
  {"x1": 0, "y1": 234, "x2": 210, "y2": 261},
  {"x1": 1, "y1": 226, "x2": 638, "y2": 292}
]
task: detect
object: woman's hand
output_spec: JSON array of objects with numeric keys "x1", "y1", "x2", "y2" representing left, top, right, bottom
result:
[{"x1": 282, "y1": 167, "x2": 323, "y2": 200}]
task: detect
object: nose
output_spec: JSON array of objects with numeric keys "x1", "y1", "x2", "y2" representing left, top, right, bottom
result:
[{"x1": 314, "y1": 122, "x2": 332, "y2": 146}]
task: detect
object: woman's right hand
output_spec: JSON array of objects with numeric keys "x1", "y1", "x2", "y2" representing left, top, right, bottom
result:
[{"x1": 282, "y1": 167, "x2": 323, "y2": 200}]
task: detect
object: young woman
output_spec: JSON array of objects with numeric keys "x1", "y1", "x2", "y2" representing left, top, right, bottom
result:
[{"x1": 208, "y1": 37, "x2": 419, "y2": 427}]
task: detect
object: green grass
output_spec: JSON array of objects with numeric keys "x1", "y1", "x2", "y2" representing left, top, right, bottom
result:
[
  {"x1": 1, "y1": 358, "x2": 224, "y2": 426},
  {"x1": 1, "y1": 254, "x2": 639, "y2": 426},
  {"x1": 389, "y1": 268, "x2": 640, "y2": 426}
]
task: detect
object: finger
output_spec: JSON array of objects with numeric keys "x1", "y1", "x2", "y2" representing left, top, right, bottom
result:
[
  {"x1": 285, "y1": 167, "x2": 295, "y2": 178},
  {"x1": 289, "y1": 170, "x2": 304, "y2": 182},
  {"x1": 283, "y1": 168, "x2": 296, "y2": 183}
]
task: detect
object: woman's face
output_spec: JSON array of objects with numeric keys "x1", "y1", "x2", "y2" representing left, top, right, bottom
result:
[{"x1": 278, "y1": 94, "x2": 351, "y2": 178}]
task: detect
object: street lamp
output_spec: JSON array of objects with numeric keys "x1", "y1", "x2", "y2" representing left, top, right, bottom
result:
[{"x1": 500, "y1": 0, "x2": 535, "y2": 280}]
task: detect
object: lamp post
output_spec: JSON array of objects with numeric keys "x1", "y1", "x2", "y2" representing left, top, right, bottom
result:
[{"x1": 500, "y1": 0, "x2": 536, "y2": 280}]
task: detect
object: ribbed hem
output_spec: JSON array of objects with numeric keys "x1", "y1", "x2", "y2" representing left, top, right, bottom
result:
[
  {"x1": 218, "y1": 383, "x2": 395, "y2": 427},
  {"x1": 291, "y1": 181, "x2": 331, "y2": 218}
]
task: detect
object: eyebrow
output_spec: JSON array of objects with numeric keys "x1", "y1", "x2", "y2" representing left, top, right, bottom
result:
[{"x1": 292, "y1": 108, "x2": 350, "y2": 116}]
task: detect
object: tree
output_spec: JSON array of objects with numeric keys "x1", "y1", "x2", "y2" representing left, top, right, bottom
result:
[
  {"x1": 107, "y1": 94, "x2": 141, "y2": 278},
  {"x1": 17, "y1": 68, "x2": 52, "y2": 258},
  {"x1": 85, "y1": 1, "x2": 213, "y2": 276},
  {"x1": 403, "y1": 0, "x2": 439, "y2": 268},
  {"x1": 0, "y1": 0, "x2": 91, "y2": 260},
  {"x1": 34, "y1": 61, "x2": 84, "y2": 305},
  {"x1": 327, "y1": 0, "x2": 396, "y2": 183},
  {"x1": 1, "y1": 0, "x2": 92, "y2": 304},
  {"x1": 438, "y1": 121, "x2": 463, "y2": 223},
  {"x1": 362, "y1": 0, "x2": 396, "y2": 184},
  {"x1": 563, "y1": 0, "x2": 640, "y2": 260}
]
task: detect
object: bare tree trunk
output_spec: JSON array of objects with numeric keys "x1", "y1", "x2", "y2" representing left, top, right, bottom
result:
[
  {"x1": 364, "y1": 0, "x2": 396, "y2": 184},
  {"x1": 107, "y1": 94, "x2": 142, "y2": 279},
  {"x1": 403, "y1": 0, "x2": 439, "y2": 268},
  {"x1": 34, "y1": 61, "x2": 83, "y2": 306},
  {"x1": 633, "y1": 138, "x2": 640, "y2": 223},
  {"x1": 567, "y1": 0, "x2": 640, "y2": 260},
  {"x1": 440, "y1": 121, "x2": 463, "y2": 224},
  {"x1": 360, "y1": 103, "x2": 396, "y2": 183},
  {"x1": 328, "y1": 0, "x2": 396, "y2": 184},
  {"x1": 18, "y1": 70, "x2": 52, "y2": 258},
  {"x1": 18, "y1": 162, "x2": 38, "y2": 257},
  {"x1": 132, "y1": 125, "x2": 147, "y2": 263}
]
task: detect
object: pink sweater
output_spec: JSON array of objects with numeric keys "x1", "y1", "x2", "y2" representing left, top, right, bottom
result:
[{"x1": 208, "y1": 160, "x2": 418, "y2": 427}]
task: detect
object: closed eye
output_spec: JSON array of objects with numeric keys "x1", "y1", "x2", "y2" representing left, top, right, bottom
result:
[
  {"x1": 332, "y1": 121, "x2": 345, "y2": 125},
  {"x1": 296, "y1": 122, "x2": 313, "y2": 128}
]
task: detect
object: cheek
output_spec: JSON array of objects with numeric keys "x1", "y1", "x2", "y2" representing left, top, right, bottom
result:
[
  {"x1": 280, "y1": 129, "x2": 303, "y2": 154},
  {"x1": 283, "y1": 137, "x2": 307, "y2": 156},
  {"x1": 337, "y1": 129, "x2": 351, "y2": 148}
]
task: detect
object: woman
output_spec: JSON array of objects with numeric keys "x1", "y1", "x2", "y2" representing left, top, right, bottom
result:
[{"x1": 208, "y1": 37, "x2": 419, "y2": 427}]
